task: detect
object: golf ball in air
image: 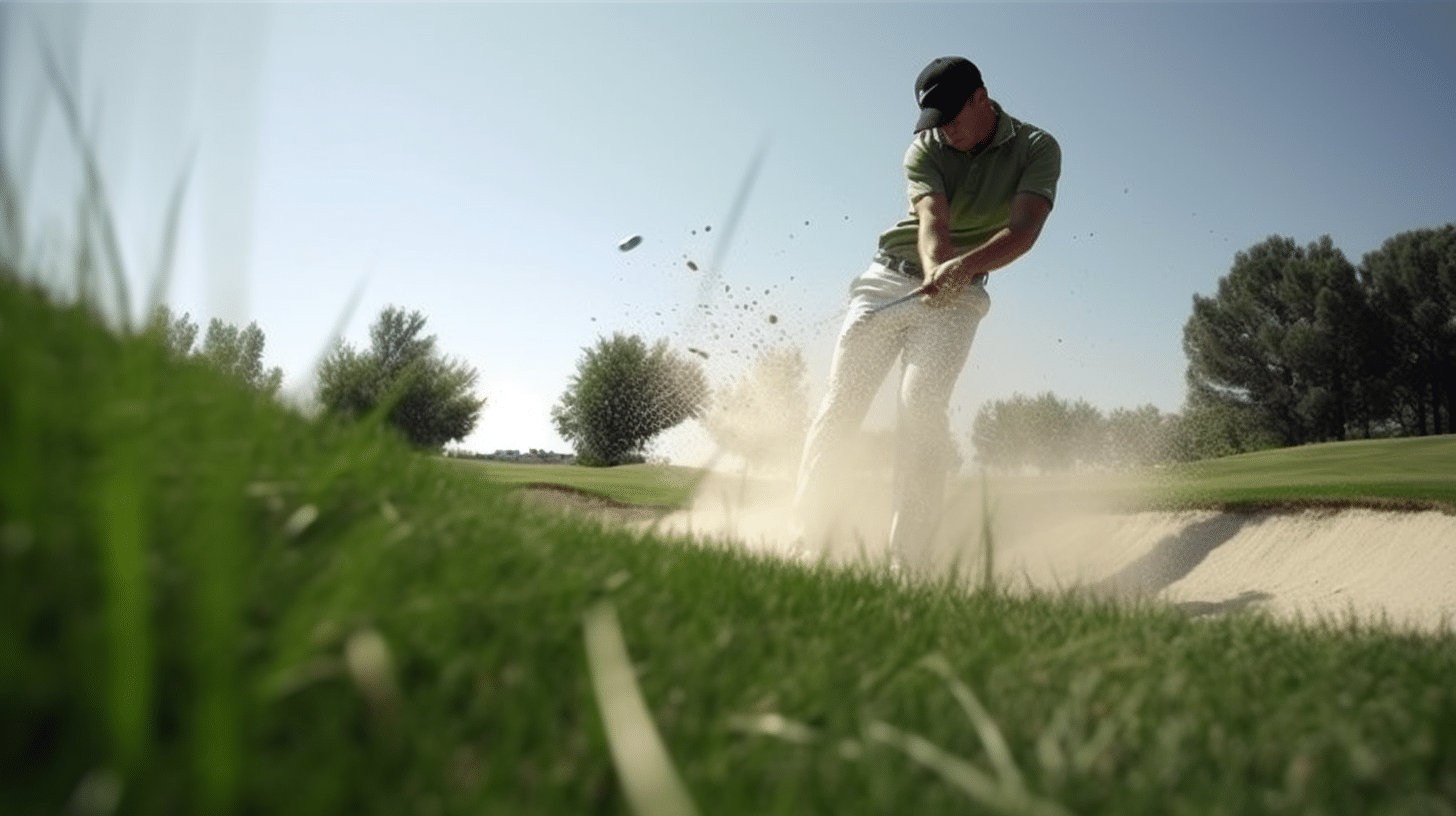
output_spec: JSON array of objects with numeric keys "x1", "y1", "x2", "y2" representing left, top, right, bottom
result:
[{"x1": 617, "y1": 235, "x2": 643, "y2": 251}]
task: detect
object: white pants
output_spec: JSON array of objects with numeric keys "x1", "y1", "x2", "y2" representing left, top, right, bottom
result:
[{"x1": 794, "y1": 261, "x2": 990, "y2": 564}]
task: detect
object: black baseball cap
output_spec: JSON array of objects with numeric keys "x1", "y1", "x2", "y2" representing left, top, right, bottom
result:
[{"x1": 914, "y1": 56, "x2": 984, "y2": 133}]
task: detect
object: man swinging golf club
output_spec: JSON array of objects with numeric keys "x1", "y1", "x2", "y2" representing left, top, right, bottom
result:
[{"x1": 793, "y1": 56, "x2": 1061, "y2": 569}]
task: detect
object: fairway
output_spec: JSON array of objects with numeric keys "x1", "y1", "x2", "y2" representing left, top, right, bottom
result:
[
  {"x1": 489, "y1": 434, "x2": 1456, "y2": 518},
  {"x1": 1156, "y1": 435, "x2": 1456, "y2": 509},
  {"x1": 444, "y1": 459, "x2": 705, "y2": 509}
]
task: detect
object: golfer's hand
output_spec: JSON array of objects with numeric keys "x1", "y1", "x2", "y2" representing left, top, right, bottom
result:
[{"x1": 919, "y1": 261, "x2": 963, "y2": 308}]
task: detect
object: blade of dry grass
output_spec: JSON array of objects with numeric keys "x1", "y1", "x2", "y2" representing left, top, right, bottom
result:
[{"x1": 583, "y1": 600, "x2": 700, "y2": 816}]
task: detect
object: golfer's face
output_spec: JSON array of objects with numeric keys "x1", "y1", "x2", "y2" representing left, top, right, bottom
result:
[{"x1": 940, "y1": 96, "x2": 981, "y2": 152}]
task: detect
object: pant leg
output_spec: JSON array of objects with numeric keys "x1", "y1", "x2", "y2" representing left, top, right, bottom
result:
[
  {"x1": 793, "y1": 265, "x2": 918, "y2": 538},
  {"x1": 888, "y1": 282, "x2": 991, "y2": 565}
]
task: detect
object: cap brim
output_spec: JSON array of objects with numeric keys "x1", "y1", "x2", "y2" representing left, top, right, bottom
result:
[
  {"x1": 914, "y1": 87, "x2": 971, "y2": 133},
  {"x1": 914, "y1": 106, "x2": 946, "y2": 133}
]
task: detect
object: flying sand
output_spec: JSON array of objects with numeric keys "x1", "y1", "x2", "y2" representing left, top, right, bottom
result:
[{"x1": 645, "y1": 467, "x2": 1456, "y2": 634}]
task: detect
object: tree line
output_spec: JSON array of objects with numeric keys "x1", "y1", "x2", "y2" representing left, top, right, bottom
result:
[
  {"x1": 150, "y1": 306, "x2": 284, "y2": 395},
  {"x1": 152, "y1": 304, "x2": 487, "y2": 452},
  {"x1": 1186, "y1": 225, "x2": 1455, "y2": 446},
  {"x1": 150, "y1": 302, "x2": 710, "y2": 462},
  {"x1": 156, "y1": 222, "x2": 1451, "y2": 469},
  {"x1": 975, "y1": 223, "x2": 1455, "y2": 472}
]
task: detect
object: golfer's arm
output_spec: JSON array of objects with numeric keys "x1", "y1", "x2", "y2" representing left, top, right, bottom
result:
[
  {"x1": 915, "y1": 193, "x2": 959, "y2": 275},
  {"x1": 916, "y1": 192, "x2": 1052, "y2": 288}
]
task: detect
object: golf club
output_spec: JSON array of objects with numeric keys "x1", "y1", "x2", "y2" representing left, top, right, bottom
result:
[{"x1": 867, "y1": 287, "x2": 927, "y2": 314}]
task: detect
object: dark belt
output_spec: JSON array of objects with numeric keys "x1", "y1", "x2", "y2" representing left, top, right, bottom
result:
[
  {"x1": 873, "y1": 250, "x2": 988, "y2": 286},
  {"x1": 874, "y1": 250, "x2": 923, "y2": 280}
]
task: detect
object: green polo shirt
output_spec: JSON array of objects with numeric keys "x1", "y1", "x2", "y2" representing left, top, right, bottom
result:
[{"x1": 877, "y1": 100, "x2": 1060, "y2": 264}]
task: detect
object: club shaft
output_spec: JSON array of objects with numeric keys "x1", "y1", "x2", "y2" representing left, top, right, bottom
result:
[{"x1": 868, "y1": 289, "x2": 924, "y2": 314}]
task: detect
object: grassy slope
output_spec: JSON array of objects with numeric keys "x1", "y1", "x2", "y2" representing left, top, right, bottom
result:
[
  {"x1": 445, "y1": 459, "x2": 705, "y2": 508},
  {"x1": 5, "y1": 274, "x2": 1455, "y2": 816},
  {"x1": 944, "y1": 436, "x2": 1456, "y2": 520},
  {"x1": 1154, "y1": 435, "x2": 1456, "y2": 509}
]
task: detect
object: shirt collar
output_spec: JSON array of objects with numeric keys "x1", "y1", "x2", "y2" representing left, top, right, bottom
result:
[{"x1": 989, "y1": 100, "x2": 1016, "y2": 148}]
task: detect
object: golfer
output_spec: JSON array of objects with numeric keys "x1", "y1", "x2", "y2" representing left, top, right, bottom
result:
[{"x1": 793, "y1": 56, "x2": 1060, "y2": 568}]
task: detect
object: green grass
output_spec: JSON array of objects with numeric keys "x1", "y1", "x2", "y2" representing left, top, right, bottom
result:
[
  {"x1": 960, "y1": 436, "x2": 1456, "y2": 518},
  {"x1": 1154, "y1": 436, "x2": 1456, "y2": 509},
  {"x1": 5, "y1": 271, "x2": 1456, "y2": 816},
  {"x1": 446, "y1": 459, "x2": 705, "y2": 508}
]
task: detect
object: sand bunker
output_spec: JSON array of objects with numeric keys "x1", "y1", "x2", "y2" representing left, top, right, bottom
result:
[
  {"x1": 1000, "y1": 507, "x2": 1456, "y2": 632},
  {"x1": 652, "y1": 470, "x2": 1456, "y2": 633}
]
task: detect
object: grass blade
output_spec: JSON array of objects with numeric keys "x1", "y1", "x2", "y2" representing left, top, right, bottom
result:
[
  {"x1": 92, "y1": 341, "x2": 169, "y2": 777},
  {"x1": 95, "y1": 403, "x2": 153, "y2": 773},
  {"x1": 144, "y1": 149, "x2": 196, "y2": 317},
  {"x1": 865, "y1": 720, "x2": 1017, "y2": 813},
  {"x1": 583, "y1": 600, "x2": 700, "y2": 816},
  {"x1": 921, "y1": 653, "x2": 1025, "y2": 794},
  {"x1": 980, "y1": 468, "x2": 995, "y2": 591},
  {"x1": 295, "y1": 276, "x2": 368, "y2": 403},
  {"x1": 866, "y1": 716, "x2": 1071, "y2": 816},
  {"x1": 39, "y1": 37, "x2": 132, "y2": 325}
]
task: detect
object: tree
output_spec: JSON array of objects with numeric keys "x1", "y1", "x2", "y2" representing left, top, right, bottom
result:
[
  {"x1": 700, "y1": 345, "x2": 809, "y2": 472},
  {"x1": 1104, "y1": 404, "x2": 1173, "y2": 468},
  {"x1": 200, "y1": 318, "x2": 284, "y2": 395},
  {"x1": 1360, "y1": 224, "x2": 1456, "y2": 436},
  {"x1": 1182, "y1": 235, "x2": 1372, "y2": 447},
  {"x1": 972, "y1": 391, "x2": 1105, "y2": 473},
  {"x1": 551, "y1": 333, "x2": 709, "y2": 466},
  {"x1": 1163, "y1": 395, "x2": 1280, "y2": 462},
  {"x1": 150, "y1": 304, "x2": 198, "y2": 357},
  {"x1": 147, "y1": 305, "x2": 283, "y2": 395},
  {"x1": 316, "y1": 306, "x2": 485, "y2": 450}
]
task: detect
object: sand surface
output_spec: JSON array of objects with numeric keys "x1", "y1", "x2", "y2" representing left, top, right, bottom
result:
[{"x1": 642, "y1": 470, "x2": 1456, "y2": 633}]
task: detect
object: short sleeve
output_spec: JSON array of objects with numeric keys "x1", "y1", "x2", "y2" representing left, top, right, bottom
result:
[
  {"x1": 1017, "y1": 129, "x2": 1061, "y2": 207},
  {"x1": 903, "y1": 133, "x2": 945, "y2": 205}
]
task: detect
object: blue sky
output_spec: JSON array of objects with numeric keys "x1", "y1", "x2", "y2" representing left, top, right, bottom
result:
[{"x1": 7, "y1": 2, "x2": 1455, "y2": 462}]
